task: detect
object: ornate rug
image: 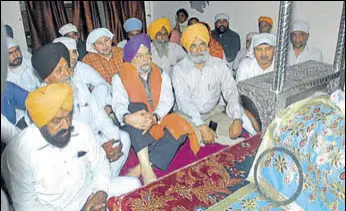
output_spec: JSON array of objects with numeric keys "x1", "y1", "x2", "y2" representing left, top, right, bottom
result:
[{"x1": 108, "y1": 133, "x2": 262, "y2": 211}]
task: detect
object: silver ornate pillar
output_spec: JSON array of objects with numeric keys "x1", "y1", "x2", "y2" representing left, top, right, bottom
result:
[
  {"x1": 333, "y1": 2, "x2": 345, "y2": 73},
  {"x1": 272, "y1": 1, "x2": 293, "y2": 93}
]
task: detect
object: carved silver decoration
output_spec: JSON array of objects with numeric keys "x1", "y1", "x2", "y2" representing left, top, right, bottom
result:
[{"x1": 239, "y1": 61, "x2": 340, "y2": 131}]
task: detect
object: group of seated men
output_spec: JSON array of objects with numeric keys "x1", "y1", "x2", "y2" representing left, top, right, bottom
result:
[{"x1": 1, "y1": 9, "x2": 323, "y2": 210}]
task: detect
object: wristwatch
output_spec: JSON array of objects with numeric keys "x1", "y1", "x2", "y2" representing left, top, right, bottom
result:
[{"x1": 153, "y1": 113, "x2": 160, "y2": 122}]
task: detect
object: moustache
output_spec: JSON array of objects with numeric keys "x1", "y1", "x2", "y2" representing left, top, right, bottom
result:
[
  {"x1": 56, "y1": 126, "x2": 74, "y2": 137},
  {"x1": 260, "y1": 56, "x2": 269, "y2": 60}
]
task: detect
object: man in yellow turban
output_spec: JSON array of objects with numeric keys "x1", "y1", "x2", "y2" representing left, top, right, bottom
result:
[
  {"x1": 173, "y1": 23, "x2": 259, "y2": 147},
  {"x1": 2, "y1": 82, "x2": 141, "y2": 210},
  {"x1": 147, "y1": 17, "x2": 186, "y2": 77},
  {"x1": 26, "y1": 83, "x2": 73, "y2": 147}
]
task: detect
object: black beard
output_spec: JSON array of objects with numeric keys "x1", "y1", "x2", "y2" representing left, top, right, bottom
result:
[
  {"x1": 40, "y1": 126, "x2": 74, "y2": 148},
  {"x1": 216, "y1": 26, "x2": 229, "y2": 34},
  {"x1": 9, "y1": 57, "x2": 23, "y2": 68}
]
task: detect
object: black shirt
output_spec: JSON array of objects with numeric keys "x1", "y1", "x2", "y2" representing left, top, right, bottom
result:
[{"x1": 211, "y1": 29, "x2": 241, "y2": 63}]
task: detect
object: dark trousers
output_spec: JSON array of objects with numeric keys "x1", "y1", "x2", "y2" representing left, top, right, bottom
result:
[{"x1": 121, "y1": 103, "x2": 185, "y2": 171}]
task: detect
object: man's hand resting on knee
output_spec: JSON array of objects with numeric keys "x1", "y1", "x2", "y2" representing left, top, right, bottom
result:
[
  {"x1": 199, "y1": 125, "x2": 216, "y2": 144},
  {"x1": 229, "y1": 119, "x2": 243, "y2": 139}
]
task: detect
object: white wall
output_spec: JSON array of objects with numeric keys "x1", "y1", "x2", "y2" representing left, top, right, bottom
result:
[
  {"x1": 150, "y1": 1, "x2": 343, "y2": 65},
  {"x1": 1, "y1": 1, "x2": 27, "y2": 49}
]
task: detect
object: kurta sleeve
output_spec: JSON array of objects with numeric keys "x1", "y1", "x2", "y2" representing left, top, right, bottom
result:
[
  {"x1": 153, "y1": 71, "x2": 174, "y2": 119},
  {"x1": 112, "y1": 74, "x2": 131, "y2": 126}
]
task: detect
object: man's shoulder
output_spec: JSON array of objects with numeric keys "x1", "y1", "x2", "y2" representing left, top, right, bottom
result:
[
  {"x1": 174, "y1": 57, "x2": 190, "y2": 70},
  {"x1": 227, "y1": 29, "x2": 240, "y2": 38},
  {"x1": 168, "y1": 42, "x2": 183, "y2": 49},
  {"x1": 5, "y1": 124, "x2": 41, "y2": 154}
]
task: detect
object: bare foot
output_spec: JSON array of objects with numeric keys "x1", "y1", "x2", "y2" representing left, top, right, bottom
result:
[
  {"x1": 141, "y1": 166, "x2": 157, "y2": 185},
  {"x1": 127, "y1": 164, "x2": 141, "y2": 178}
]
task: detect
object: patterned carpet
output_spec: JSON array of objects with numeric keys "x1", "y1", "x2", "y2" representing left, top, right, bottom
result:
[{"x1": 108, "y1": 133, "x2": 262, "y2": 211}]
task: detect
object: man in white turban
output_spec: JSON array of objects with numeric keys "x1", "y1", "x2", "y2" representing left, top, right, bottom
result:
[
  {"x1": 287, "y1": 20, "x2": 323, "y2": 66},
  {"x1": 232, "y1": 32, "x2": 259, "y2": 73},
  {"x1": 6, "y1": 37, "x2": 41, "y2": 127},
  {"x1": 83, "y1": 28, "x2": 124, "y2": 84},
  {"x1": 59, "y1": 23, "x2": 87, "y2": 60},
  {"x1": 236, "y1": 33, "x2": 276, "y2": 82}
]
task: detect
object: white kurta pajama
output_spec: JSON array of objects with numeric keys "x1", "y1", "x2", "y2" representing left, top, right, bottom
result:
[
  {"x1": 1, "y1": 120, "x2": 140, "y2": 211},
  {"x1": 172, "y1": 56, "x2": 256, "y2": 145},
  {"x1": 151, "y1": 42, "x2": 187, "y2": 77}
]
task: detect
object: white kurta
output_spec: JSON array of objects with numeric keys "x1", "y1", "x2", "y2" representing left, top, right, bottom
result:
[
  {"x1": 6, "y1": 58, "x2": 41, "y2": 92},
  {"x1": 1, "y1": 120, "x2": 111, "y2": 211},
  {"x1": 172, "y1": 56, "x2": 244, "y2": 127},
  {"x1": 6, "y1": 58, "x2": 41, "y2": 123},
  {"x1": 112, "y1": 69, "x2": 174, "y2": 125},
  {"x1": 1, "y1": 114, "x2": 21, "y2": 144},
  {"x1": 287, "y1": 44, "x2": 323, "y2": 66},
  {"x1": 74, "y1": 61, "x2": 112, "y2": 107},
  {"x1": 151, "y1": 42, "x2": 186, "y2": 77},
  {"x1": 236, "y1": 57, "x2": 275, "y2": 82}
]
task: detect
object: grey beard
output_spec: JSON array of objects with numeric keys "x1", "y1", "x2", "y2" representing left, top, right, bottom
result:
[
  {"x1": 188, "y1": 51, "x2": 210, "y2": 64},
  {"x1": 153, "y1": 39, "x2": 169, "y2": 58},
  {"x1": 138, "y1": 63, "x2": 152, "y2": 74}
]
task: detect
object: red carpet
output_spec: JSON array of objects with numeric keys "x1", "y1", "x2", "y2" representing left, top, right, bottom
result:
[{"x1": 109, "y1": 133, "x2": 261, "y2": 211}]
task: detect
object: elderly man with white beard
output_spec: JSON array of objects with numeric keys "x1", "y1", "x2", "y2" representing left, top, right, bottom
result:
[
  {"x1": 147, "y1": 17, "x2": 187, "y2": 77},
  {"x1": 172, "y1": 23, "x2": 259, "y2": 146}
]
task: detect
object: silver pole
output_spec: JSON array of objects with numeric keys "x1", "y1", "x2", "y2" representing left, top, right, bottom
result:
[
  {"x1": 333, "y1": 2, "x2": 345, "y2": 72},
  {"x1": 272, "y1": 1, "x2": 293, "y2": 93}
]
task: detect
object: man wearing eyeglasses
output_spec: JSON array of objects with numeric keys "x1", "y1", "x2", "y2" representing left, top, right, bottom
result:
[
  {"x1": 147, "y1": 17, "x2": 186, "y2": 77},
  {"x1": 112, "y1": 33, "x2": 198, "y2": 185},
  {"x1": 172, "y1": 23, "x2": 259, "y2": 146}
]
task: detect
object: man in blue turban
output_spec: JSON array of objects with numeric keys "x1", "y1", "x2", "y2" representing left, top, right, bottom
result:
[{"x1": 117, "y1": 18, "x2": 143, "y2": 48}]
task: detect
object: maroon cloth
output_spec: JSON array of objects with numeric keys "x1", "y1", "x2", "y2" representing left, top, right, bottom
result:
[
  {"x1": 110, "y1": 133, "x2": 261, "y2": 211},
  {"x1": 123, "y1": 33, "x2": 151, "y2": 62},
  {"x1": 72, "y1": 1, "x2": 101, "y2": 41},
  {"x1": 120, "y1": 132, "x2": 251, "y2": 178},
  {"x1": 25, "y1": 1, "x2": 68, "y2": 52},
  {"x1": 103, "y1": 1, "x2": 146, "y2": 45}
]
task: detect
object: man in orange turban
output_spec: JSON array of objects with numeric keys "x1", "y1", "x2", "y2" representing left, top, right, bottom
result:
[
  {"x1": 173, "y1": 23, "x2": 259, "y2": 147},
  {"x1": 258, "y1": 16, "x2": 273, "y2": 33},
  {"x1": 147, "y1": 17, "x2": 186, "y2": 77}
]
